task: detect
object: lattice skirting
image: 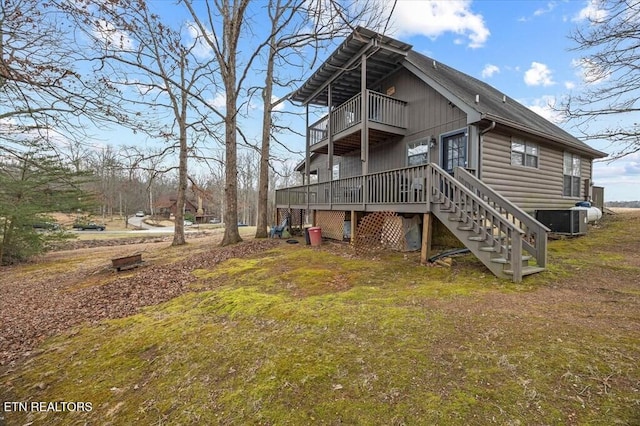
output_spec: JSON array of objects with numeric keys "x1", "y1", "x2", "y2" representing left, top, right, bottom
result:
[
  {"x1": 354, "y1": 211, "x2": 404, "y2": 254},
  {"x1": 276, "y1": 208, "x2": 307, "y2": 227},
  {"x1": 315, "y1": 210, "x2": 346, "y2": 240}
]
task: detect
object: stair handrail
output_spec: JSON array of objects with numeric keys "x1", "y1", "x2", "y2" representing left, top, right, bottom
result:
[
  {"x1": 454, "y1": 167, "x2": 549, "y2": 267},
  {"x1": 429, "y1": 164, "x2": 526, "y2": 281}
]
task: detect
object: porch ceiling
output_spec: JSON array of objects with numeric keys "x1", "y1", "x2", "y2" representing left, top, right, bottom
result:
[
  {"x1": 312, "y1": 129, "x2": 401, "y2": 156},
  {"x1": 291, "y1": 27, "x2": 412, "y2": 107}
]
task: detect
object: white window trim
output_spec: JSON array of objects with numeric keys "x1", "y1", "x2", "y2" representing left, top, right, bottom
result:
[
  {"x1": 510, "y1": 138, "x2": 539, "y2": 168},
  {"x1": 309, "y1": 169, "x2": 318, "y2": 184},
  {"x1": 563, "y1": 152, "x2": 582, "y2": 198},
  {"x1": 406, "y1": 139, "x2": 431, "y2": 167}
]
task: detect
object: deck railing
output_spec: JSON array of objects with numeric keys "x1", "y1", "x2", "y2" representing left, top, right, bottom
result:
[
  {"x1": 368, "y1": 90, "x2": 406, "y2": 128},
  {"x1": 454, "y1": 167, "x2": 549, "y2": 267},
  {"x1": 309, "y1": 116, "x2": 328, "y2": 146},
  {"x1": 275, "y1": 163, "x2": 545, "y2": 282},
  {"x1": 331, "y1": 93, "x2": 361, "y2": 135},
  {"x1": 275, "y1": 165, "x2": 430, "y2": 207},
  {"x1": 308, "y1": 90, "x2": 407, "y2": 147}
]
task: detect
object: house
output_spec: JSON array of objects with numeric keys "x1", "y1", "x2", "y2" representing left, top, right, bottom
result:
[
  {"x1": 275, "y1": 27, "x2": 607, "y2": 282},
  {"x1": 154, "y1": 196, "x2": 199, "y2": 220}
]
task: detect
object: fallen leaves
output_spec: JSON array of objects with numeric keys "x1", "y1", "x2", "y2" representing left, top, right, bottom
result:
[{"x1": 0, "y1": 238, "x2": 279, "y2": 367}]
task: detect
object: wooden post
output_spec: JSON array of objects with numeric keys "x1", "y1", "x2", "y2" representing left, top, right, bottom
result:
[
  {"x1": 420, "y1": 212, "x2": 433, "y2": 264},
  {"x1": 350, "y1": 210, "x2": 357, "y2": 244},
  {"x1": 305, "y1": 104, "x2": 310, "y2": 211},
  {"x1": 361, "y1": 55, "x2": 368, "y2": 208}
]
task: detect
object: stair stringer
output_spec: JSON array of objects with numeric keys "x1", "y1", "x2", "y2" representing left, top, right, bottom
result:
[
  {"x1": 427, "y1": 164, "x2": 530, "y2": 282},
  {"x1": 430, "y1": 203, "x2": 510, "y2": 279}
]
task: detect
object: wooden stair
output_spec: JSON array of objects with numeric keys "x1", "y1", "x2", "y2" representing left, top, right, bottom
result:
[{"x1": 428, "y1": 165, "x2": 549, "y2": 282}]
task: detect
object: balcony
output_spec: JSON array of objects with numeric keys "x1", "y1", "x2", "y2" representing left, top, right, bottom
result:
[{"x1": 308, "y1": 90, "x2": 407, "y2": 155}]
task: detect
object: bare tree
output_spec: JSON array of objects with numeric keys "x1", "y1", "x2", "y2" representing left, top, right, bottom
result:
[
  {"x1": 253, "y1": 0, "x2": 388, "y2": 238},
  {"x1": 67, "y1": 0, "x2": 223, "y2": 245},
  {"x1": 564, "y1": 0, "x2": 640, "y2": 158},
  {"x1": 183, "y1": 0, "x2": 256, "y2": 246},
  {"x1": 0, "y1": 0, "x2": 124, "y2": 262},
  {"x1": 1, "y1": 0, "x2": 124, "y2": 156}
]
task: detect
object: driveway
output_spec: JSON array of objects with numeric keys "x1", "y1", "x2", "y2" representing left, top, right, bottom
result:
[{"x1": 127, "y1": 215, "x2": 154, "y2": 230}]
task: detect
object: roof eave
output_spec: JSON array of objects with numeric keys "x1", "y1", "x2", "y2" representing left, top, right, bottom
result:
[
  {"x1": 291, "y1": 27, "x2": 413, "y2": 106},
  {"x1": 480, "y1": 113, "x2": 608, "y2": 158}
]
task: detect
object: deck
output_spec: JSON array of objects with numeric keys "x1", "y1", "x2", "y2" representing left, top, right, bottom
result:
[
  {"x1": 276, "y1": 164, "x2": 430, "y2": 213},
  {"x1": 276, "y1": 164, "x2": 549, "y2": 282}
]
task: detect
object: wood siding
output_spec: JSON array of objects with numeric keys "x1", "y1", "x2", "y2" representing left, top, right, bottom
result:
[
  {"x1": 307, "y1": 154, "x2": 332, "y2": 183},
  {"x1": 385, "y1": 69, "x2": 467, "y2": 139},
  {"x1": 332, "y1": 69, "x2": 469, "y2": 179},
  {"x1": 304, "y1": 69, "x2": 594, "y2": 215},
  {"x1": 481, "y1": 130, "x2": 593, "y2": 212}
]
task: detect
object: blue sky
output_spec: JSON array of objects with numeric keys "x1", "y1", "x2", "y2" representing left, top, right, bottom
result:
[
  {"x1": 378, "y1": 0, "x2": 638, "y2": 201},
  {"x1": 94, "y1": 0, "x2": 637, "y2": 202}
]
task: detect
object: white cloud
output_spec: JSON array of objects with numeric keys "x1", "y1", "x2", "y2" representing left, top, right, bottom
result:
[
  {"x1": 525, "y1": 95, "x2": 565, "y2": 124},
  {"x1": 573, "y1": 0, "x2": 608, "y2": 22},
  {"x1": 519, "y1": 1, "x2": 557, "y2": 21},
  {"x1": 185, "y1": 23, "x2": 214, "y2": 59},
  {"x1": 564, "y1": 81, "x2": 576, "y2": 90},
  {"x1": 209, "y1": 92, "x2": 226, "y2": 110},
  {"x1": 387, "y1": 0, "x2": 490, "y2": 49},
  {"x1": 593, "y1": 154, "x2": 640, "y2": 201},
  {"x1": 481, "y1": 64, "x2": 500, "y2": 78},
  {"x1": 534, "y1": 2, "x2": 557, "y2": 17},
  {"x1": 524, "y1": 62, "x2": 555, "y2": 86},
  {"x1": 572, "y1": 58, "x2": 610, "y2": 84},
  {"x1": 272, "y1": 95, "x2": 286, "y2": 112},
  {"x1": 93, "y1": 19, "x2": 135, "y2": 51}
]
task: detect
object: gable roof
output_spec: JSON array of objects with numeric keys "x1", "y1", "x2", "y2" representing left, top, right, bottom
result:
[
  {"x1": 403, "y1": 51, "x2": 606, "y2": 158},
  {"x1": 291, "y1": 27, "x2": 606, "y2": 159},
  {"x1": 290, "y1": 28, "x2": 412, "y2": 107}
]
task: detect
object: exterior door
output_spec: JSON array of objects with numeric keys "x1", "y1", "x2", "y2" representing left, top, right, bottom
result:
[{"x1": 441, "y1": 131, "x2": 468, "y2": 174}]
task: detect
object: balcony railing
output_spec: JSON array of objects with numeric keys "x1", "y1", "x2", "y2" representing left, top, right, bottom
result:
[
  {"x1": 308, "y1": 90, "x2": 407, "y2": 147},
  {"x1": 275, "y1": 164, "x2": 429, "y2": 207}
]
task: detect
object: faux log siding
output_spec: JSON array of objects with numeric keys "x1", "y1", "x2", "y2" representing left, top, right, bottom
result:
[{"x1": 481, "y1": 132, "x2": 593, "y2": 212}]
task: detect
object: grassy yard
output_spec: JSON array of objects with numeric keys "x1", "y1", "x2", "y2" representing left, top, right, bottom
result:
[{"x1": 1, "y1": 212, "x2": 639, "y2": 425}]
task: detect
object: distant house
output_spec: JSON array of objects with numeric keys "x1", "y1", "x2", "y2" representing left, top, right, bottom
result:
[
  {"x1": 275, "y1": 27, "x2": 607, "y2": 282},
  {"x1": 154, "y1": 196, "x2": 199, "y2": 219}
]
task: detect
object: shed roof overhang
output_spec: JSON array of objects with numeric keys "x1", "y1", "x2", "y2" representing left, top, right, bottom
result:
[{"x1": 290, "y1": 27, "x2": 412, "y2": 107}]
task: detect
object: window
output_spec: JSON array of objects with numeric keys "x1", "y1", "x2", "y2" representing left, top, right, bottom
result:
[
  {"x1": 332, "y1": 163, "x2": 340, "y2": 180},
  {"x1": 563, "y1": 152, "x2": 581, "y2": 197},
  {"x1": 407, "y1": 140, "x2": 430, "y2": 166},
  {"x1": 511, "y1": 139, "x2": 539, "y2": 168}
]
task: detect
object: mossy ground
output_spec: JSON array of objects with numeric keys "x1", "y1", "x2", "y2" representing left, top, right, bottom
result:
[{"x1": 1, "y1": 213, "x2": 639, "y2": 425}]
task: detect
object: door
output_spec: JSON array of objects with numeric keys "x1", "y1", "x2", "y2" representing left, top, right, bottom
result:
[{"x1": 441, "y1": 131, "x2": 468, "y2": 174}]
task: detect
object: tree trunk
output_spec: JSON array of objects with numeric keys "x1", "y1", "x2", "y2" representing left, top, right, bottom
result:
[
  {"x1": 172, "y1": 125, "x2": 188, "y2": 246},
  {"x1": 220, "y1": 66, "x2": 242, "y2": 246},
  {"x1": 255, "y1": 39, "x2": 276, "y2": 238}
]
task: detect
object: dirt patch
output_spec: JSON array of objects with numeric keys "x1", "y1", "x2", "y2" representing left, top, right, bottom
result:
[{"x1": 0, "y1": 237, "x2": 280, "y2": 367}]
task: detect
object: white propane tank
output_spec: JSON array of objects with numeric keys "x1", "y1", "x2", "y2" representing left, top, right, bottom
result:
[{"x1": 571, "y1": 206, "x2": 602, "y2": 222}]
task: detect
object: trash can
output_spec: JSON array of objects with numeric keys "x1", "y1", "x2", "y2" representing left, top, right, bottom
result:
[
  {"x1": 304, "y1": 227, "x2": 311, "y2": 245},
  {"x1": 308, "y1": 227, "x2": 322, "y2": 246}
]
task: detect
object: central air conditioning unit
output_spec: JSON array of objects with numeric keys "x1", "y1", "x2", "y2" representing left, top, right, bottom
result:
[{"x1": 534, "y1": 209, "x2": 588, "y2": 236}]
